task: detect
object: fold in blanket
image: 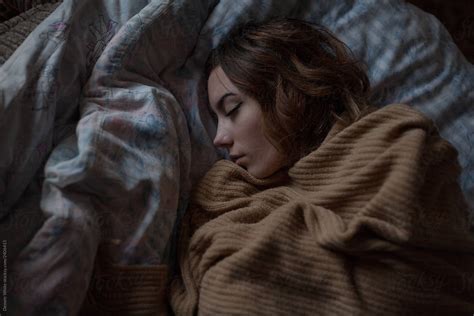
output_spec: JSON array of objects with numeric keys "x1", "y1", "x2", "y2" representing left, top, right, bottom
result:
[{"x1": 169, "y1": 104, "x2": 474, "y2": 315}]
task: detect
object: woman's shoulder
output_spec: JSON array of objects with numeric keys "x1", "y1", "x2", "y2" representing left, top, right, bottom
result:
[
  {"x1": 361, "y1": 103, "x2": 428, "y2": 117},
  {"x1": 355, "y1": 103, "x2": 438, "y2": 133},
  {"x1": 325, "y1": 103, "x2": 436, "y2": 145},
  {"x1": 366, "y1": 103, "x2": 434, "y2": 121}
]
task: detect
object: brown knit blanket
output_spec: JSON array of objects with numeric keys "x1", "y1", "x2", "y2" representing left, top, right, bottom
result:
[
  {"x1": 169, "y1": 104, "x2": 474, "y2": 315},
  {"x1": 0, "y1": 0, "x2": 62, "y2": 64}
]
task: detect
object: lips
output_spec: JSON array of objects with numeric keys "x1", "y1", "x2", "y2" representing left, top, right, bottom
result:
[{"x1": 230, "y1": 154, "x2": 244, "y2": 164}]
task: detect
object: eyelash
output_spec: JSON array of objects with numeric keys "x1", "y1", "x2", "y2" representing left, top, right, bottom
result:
[{"x1": 225, "y1": 102, "x2": 242, "y2": 117}]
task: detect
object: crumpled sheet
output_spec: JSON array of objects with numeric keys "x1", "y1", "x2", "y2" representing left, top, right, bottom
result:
[{"x1": 0, "y1": 0, "x2": 473, "y2": 314}]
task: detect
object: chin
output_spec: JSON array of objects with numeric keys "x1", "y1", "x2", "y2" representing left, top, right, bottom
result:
[{"x1": 248, "y1": 166, "x2": 275, "y2": 179}]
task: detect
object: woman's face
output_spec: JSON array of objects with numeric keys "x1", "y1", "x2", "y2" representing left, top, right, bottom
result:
[{"x1": 207, "y1": 66, "x2": 288, "y2": 179}]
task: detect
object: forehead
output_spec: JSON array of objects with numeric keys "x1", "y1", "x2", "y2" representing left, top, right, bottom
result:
[{"x1": 207, "y1": 66, "x2": 240, "y2": 110}]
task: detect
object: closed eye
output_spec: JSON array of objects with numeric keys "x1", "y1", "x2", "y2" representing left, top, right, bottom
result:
[{"x1": 225, "y1": 102, "x2": 242, "y2": 117}]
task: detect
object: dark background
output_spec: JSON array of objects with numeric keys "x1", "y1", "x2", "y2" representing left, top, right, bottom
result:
[{"x1": 407, "y1": 0, "x2": 474, "y2": 63}]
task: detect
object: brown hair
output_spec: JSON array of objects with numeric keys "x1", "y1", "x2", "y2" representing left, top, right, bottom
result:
[{"x1": 206, "y1": 18, "x2": 370, "y2": 165}]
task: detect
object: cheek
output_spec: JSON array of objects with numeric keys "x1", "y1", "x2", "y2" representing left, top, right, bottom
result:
[{"x1": 237, "y1": 114, "x2": 263, "y2": 143}]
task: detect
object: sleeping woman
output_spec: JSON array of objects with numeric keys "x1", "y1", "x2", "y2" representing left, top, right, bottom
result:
[{"x1": 168, "y1": 18, "x2": 474, "y2": 315}]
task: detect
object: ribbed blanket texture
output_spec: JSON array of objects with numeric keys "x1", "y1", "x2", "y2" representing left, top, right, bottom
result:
[
  {"x1": 0, "y1": 1, "x2": 62, "y2": 64},
  {"x1": 169, "y1": 104, "x2": 474, "y2": 315}
]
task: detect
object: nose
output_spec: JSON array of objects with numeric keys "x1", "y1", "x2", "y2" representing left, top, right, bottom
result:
[{"x1": 213, "y1": 123, "x2": 233, "y2": 148}]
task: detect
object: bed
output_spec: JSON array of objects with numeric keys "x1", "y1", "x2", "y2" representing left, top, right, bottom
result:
[{"x1": 0, "y1": 0, "x2": 473, "y2": 314}]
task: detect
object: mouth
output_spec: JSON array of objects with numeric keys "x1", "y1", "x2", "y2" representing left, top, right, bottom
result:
[{"x1": 230, "y1": 155, "x2": 244, "y2": 164}]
